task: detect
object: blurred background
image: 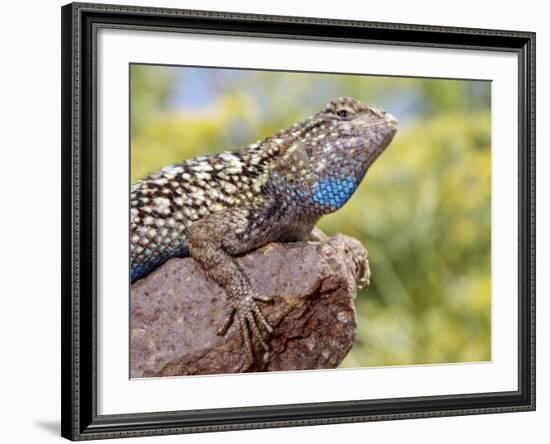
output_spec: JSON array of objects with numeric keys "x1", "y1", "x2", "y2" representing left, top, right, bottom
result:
[{"x1": 130, "y1": 64, "x2": 491, "y2": 368}]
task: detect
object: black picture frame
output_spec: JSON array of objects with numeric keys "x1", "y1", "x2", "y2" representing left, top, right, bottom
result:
[{"x1": 61, "y1": 2, "x2": 536, "y2": 440}]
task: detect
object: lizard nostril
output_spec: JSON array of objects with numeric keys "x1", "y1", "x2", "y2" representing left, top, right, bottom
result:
[
  {"x1": 385, "y1": 113, "x2": 398, "y2": 129},
  {"x1": 370, "y1": 107, "x2": 385, "y2": 118}
]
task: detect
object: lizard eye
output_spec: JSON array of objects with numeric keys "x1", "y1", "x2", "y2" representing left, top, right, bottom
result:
[{"x1": 336, "y1": 109, "x2": 350, "y2": 118}]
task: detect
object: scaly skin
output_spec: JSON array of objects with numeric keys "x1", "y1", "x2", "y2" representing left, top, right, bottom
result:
[{"x1": 130, "y1": 97, "x2": 398, "y2": 359}]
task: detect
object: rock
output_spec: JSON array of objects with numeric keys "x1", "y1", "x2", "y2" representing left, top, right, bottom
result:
[{"x1": 130, "y1": 234, "x2": 370, "y2": 377}]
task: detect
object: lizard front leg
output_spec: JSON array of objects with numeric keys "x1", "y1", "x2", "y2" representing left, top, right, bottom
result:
[
  {"x1": 187, "y1": 208, "x2": 274, "y2": 359},
  {"x1": 307, "y1": 226, "x2": 329, "y2": 242}
]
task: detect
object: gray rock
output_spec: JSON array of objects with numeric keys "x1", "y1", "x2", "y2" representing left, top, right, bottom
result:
[{"x1": 130, "y1": 234, "x2": 370, "y2": 377}]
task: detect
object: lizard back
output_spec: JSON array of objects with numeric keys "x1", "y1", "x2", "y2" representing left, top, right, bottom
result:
[{"x1": 130, "y1": 146, "x2": 273, "y2": 281}]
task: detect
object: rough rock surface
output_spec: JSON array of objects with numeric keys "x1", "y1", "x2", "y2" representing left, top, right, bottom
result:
[{"x1": 130, "y1": 234, "x2": 370, "y2": 377}]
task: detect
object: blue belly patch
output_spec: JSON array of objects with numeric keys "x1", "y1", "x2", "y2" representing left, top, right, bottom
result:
[{"x1": 312, "y1": 175, "x2": 358, "y2": 209}]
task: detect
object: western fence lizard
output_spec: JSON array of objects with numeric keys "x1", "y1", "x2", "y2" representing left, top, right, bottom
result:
[{"x1": 130, "y1": 97, "x2": 398, "y2": 359}]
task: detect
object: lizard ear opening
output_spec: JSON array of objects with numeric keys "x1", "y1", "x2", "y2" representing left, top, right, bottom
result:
[
  {"x1": 274, "y1": 139, "x2": 311, "y2": 176},
  {"x1": 294, "y1": 138, "x2": 314, "y2": 158}
]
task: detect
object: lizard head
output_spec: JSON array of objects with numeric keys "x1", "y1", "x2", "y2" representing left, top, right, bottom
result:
[
  {"x1": 311, "y1": 96, "x2": 398, "y2": 170},
  {"x1": 281, "y1": 97, "x2": 398, "y2": 214}
]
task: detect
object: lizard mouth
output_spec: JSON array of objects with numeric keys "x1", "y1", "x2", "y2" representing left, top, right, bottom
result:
[
  {"x1": 357, "y1": 112, "x2": 398, "y2": 162},
  {"x1": 355, "y1": 110, "x2": 398, "y2": 129}
]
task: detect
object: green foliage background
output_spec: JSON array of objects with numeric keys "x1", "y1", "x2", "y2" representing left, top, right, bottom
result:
[{"x1": 131, "y1": 64, "x2": 491, "y2": 368}]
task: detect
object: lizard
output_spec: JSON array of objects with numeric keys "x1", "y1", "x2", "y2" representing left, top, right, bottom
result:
[{"x1": 130, "y1": 97, "x2": 398, "y2": 359}]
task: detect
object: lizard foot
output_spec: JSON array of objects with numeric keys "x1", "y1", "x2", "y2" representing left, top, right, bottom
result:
[
  {"x1": 216, "y1": 292, "x2": 274, "y2": 359},
  {"x1": 356, "y1": 250, "x2": 371, "y2": 290}
]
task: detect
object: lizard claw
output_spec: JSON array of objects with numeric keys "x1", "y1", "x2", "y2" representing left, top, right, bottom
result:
[
  {"x1": 353, "y1": 246, "x2": 371, "y2": 290},
  {"x1": 215, "y1": 304, "x2": 236, "y2": 336},
  {"x1": 216, "y1": 292, "x2": 274, "y2": 358},
  {"x1": 252, "y1": 293, "x2": 273, "y2": 303},
  {"x1": 357, "y1": 256, "x2": 371, "y2": 289}
]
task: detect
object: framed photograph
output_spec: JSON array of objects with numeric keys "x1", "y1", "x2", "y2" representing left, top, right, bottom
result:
[{"x1": 61, "y1": 2, "x2": 535, "y2": 440}]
